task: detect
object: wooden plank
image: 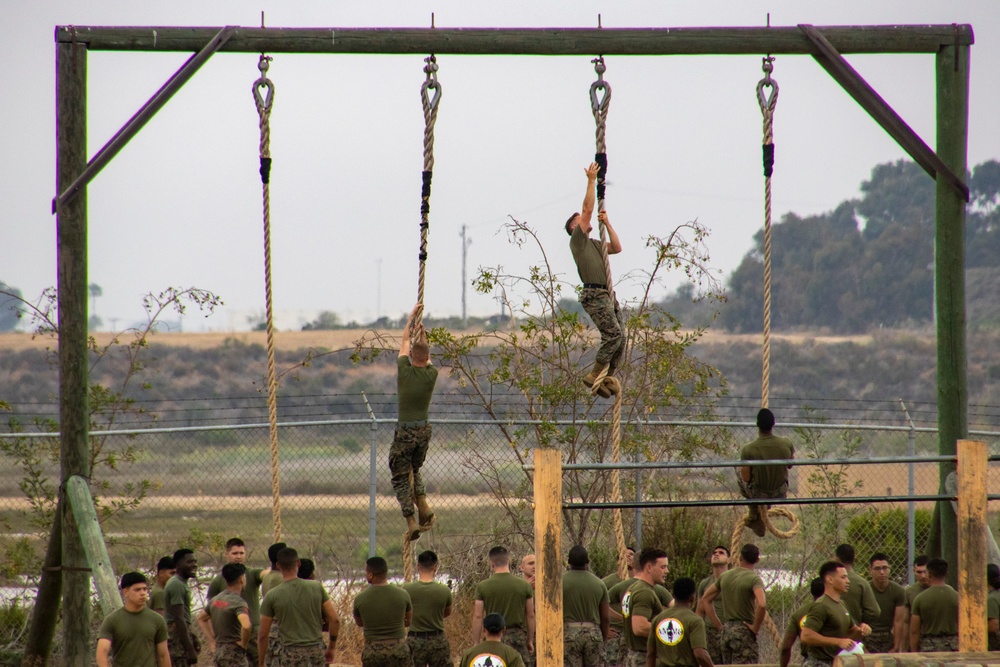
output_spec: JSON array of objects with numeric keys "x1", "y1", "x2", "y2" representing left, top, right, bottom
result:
[
  {"x1": 66, "y1": 476, "x2": 123, "y2": 616},
  {"x1": 54, "y1": 24, "x2": 974, "y2": 55},
  {"x1": 534, "y1": 448, "x2": 563, "y2": 667},
  {"x1": 957, "y1": 440, "x2": 987, "y2": 652}
]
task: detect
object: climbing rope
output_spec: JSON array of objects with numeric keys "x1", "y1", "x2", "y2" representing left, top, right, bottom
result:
[
  {"x1": 253, "y1": 54, "x2": 282, "y2": 543},
  {"x1": 414, "y1": 54, "x2": 442, "y2": 332},
  {"x1": 757, "y1": 56, "x2": 778, "y2": 409}
]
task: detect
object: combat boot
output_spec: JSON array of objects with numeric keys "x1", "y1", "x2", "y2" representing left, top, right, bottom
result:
[
  {"x1": 415, "y1": 495, "x2": 435, "y2": 527},
  {"x1": 582, "y1": 362, "x2": 609, "y2": 391},
  {"x1": 405, "y1": 514, "x2": 421, "y2": 541}
]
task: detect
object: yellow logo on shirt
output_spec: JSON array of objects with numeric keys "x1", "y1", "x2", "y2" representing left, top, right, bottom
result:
[
  {"x1": 799, "y1": 616, "x2": 808, "y2": 629},
  {"x1": 622, "y1": 591, "x2": 632, "y2": 618},
  {"x1": 469, "y1": 653, "x2": 507, "y2": 667},
  {"x1": 656, "y1": 618, "x2": 685, "y2": 646}
]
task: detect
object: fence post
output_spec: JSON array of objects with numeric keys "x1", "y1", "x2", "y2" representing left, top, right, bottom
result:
[
  {"x1": 534, "y1": 448, "x2": 563, "y2": 667},
  {"x1": 956, "y1": 439, "x2": 987, "y2": 652},
  {"x1": 899, "y1": 399, "x2": 916, "y2": 584},
  {"x1": 362, "y1": 392, "x2": 378, "y2": 559}
]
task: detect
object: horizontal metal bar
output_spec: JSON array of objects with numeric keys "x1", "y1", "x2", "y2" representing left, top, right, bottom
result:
[
  {"x1": 54, "y1": 25, "x2": 974, "y2": 55},
  {"x1": 566, "y1": 494, "x2": 959, "y2": 510},
  {"x1": 554, "y1": 455, "x2": 957, "y2": 471}
]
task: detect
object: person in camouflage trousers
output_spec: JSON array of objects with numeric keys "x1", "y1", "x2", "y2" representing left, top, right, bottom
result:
[
  {"x1": 362, "y1": 640, "x2": 414, "y2": 667},
  {"x1": 721, "y1": 623, "x2": 758, "y2": 665},
  {"x1": 403, "y1": 551, "x2": 453, "y2": 667},
  {"x1": 565, "y1": 624, "x2": 604, "y2": 667}
]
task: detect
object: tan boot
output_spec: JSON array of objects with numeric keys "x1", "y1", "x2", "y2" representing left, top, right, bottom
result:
[
  {"x1": 415, "y1": 495, "x2": 435, "y2": 527},
  {"x1": 602, "y1": 376, "x2": 619, "y2": 396},
  {"x1": 405, "y1": 514, "x2": 421, "y2": 541},
  {"x1": 582, "y1": 362, "x2": 609, "y2": 390}
]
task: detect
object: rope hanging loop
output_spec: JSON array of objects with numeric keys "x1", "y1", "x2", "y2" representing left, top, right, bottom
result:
[
  {"x1": 589, "y1": 56, "x2": 612, "y2": 130},
  {"x1": 421, "y1": 55, "x2": 442, "y2": 114},
  {"x1": 253, "y1": 54, "x2": 275, "y2": 113},
  {"x1": 756, "y1": 55, "x2": 779, "y2": 113}
]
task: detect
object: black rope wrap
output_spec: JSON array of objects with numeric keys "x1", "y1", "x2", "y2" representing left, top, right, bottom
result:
[
  {"x1": 595, "y1": 152, "x2": 608, "y2": 200},
  {"x1": 421, "y1": 170, "x2": 432, "y2": 215},
  {"x1": 259, "y1": 157, "x2": 272, "y2": 185},
  {"x1": 762, "y1": 144, "x2": 774, "y2": 178}
]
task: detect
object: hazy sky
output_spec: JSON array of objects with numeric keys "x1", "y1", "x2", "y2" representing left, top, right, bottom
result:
[{"x1": 4, "y1": 1, "x2": 998, "y2": 332}]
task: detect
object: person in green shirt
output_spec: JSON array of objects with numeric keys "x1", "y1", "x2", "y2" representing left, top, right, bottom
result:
[
  {"x1": 646, "y1": 577, "x2": 712, "y2": 667},
  {"x1": 473, "y1": 546, "x2": 535, "y2": 666},
  {"x1": 392, "y1": 302, "x2": 440, "y2": 541},
  {"x1": 987, "y1": 564, "x2": 1000, "y2": 651},
  {"x1": 833, "y1": 544, "x2": 880, "y2": 628},
  {"x1": 97, "y1": 571, "x2": 170, "y2": 667},
  {"x1": 778, "y1": 577, "x2": 824, "y2": 667},
  {"x1": 909, "y1": 558, "x2": 959, "y2": 652},
  {"x1": 563, "y1": 545, "x2": 611, "y2": 667},
  {"x1": 206, "y1": 537, "x2": 269, "y2": 665},
  {"x1": 461, "y1": 613, "x2": 526, "y2": 667},
  {"x1": 198, "y1": 562, "x2": 252, "y2": 666},
  {"x1": 800, "y1": 561, "x2": 866, "y2": 667},
  {"x1": 148, "y1": 556, "x2": 175, "y2": 616},
  {"x1": 901, "y1": 555, "x2": 930, "y2": 651},
  {"x1": 603, "y1": 547, "x2": 635, "y2": 667},
  {"x1": 164, "y1": 548, "x2": 201, "y2": 666},
  {"x1": 699, "y1": 544, "x2": 766, "y2": 665},
  {"x1": 259, "y1": 547, "x2": 340, "y2": 667},
  {"x1": 623, "y1": 548, "x2": 670, "y2": 667},
  {"x1": 695, "y1": 546, "x2": 729, "y2": 664},
  {"x1": 865, "y1": 552, "x2": 905, "y2": 653},
  {"x1": 738, "y1": 408, "x2": 794, "y2": 537},
  {"x1": 402, "y1": 550, "x2": 453, "y2": 667},
  {"x1": 354, "y1": 556, "x2": 414, "y2": 667}
]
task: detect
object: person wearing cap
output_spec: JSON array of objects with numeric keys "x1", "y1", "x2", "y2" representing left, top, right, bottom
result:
[
  {"x1": 97, "y1": 572, "x2": 170, "y2": 667},
  {"x1": 563, "y1": 545, "x2": 611, "y2": 667},
  {"x1": 646, "y1": 577, "x2": 712, "y2": 667},
  {"x1": 353, "y1": 556, "x2": 414, "y2": 667},
  {"x1": 207, "y1": 538, "x2": 269, "y2": 666},
  {"x1": 695, "y1": 546, "x2": 729, "y2": 665},
  {"x1": 198, "y1": 562, "x2": 252, "y2": 667},
  {"x1": 472, "y1": 546, "x2": 535, "y2": 666},
  {"x1": 461, "y1": 614, "x2": 526, "y2": 667},
  {"x1": 738, "y1": 408, "x2": 794, "y2": 537},
  {"x1": 148, "y1": 556, "x2": 175, "y2": 616},
  {"x1": 402, "y1": 550, "x2": 453, "y2": 667},
  {"x1": 699, "y1": 544, "x2": 766, "y2": 665},
  {"x1": 165, "y1": 548, "x2": 201, "y2": 666}
]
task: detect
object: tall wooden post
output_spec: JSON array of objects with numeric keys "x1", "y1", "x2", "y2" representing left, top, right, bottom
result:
[
  {"x1": 957, "y1": 439, "x2": 987, "y2": 652},
  {"x1": 934, "y1": 42, "x2": 969, "y2": 580},
  {"x1": 534, "y1": 448, "x2": 563, "y2": 667},
  {"x1": 56, "y1": 38, "x2": 92, "y2": 666}
]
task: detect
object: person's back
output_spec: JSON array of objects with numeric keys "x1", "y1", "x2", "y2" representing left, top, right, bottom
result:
[
  {"x1": 354, "y1": 556, "x2": 414, "y2": 667},
  {"x1": 647, "y1": 578, "x2": 710, "y2": 667},
  {"x1": 911, "y1": 565, "x2": 959, "y2": 654},
  {"x1": 263, "y1": 578, "x2": 328, "y2": 644},
  {"x1": 562, "y1": 546, "x2": 610, "y2": 667},
  {"x1": 403, "y1": 550, "x2": 452, "y2": 667},
  {"x1": 462, "y1": 614, "x2": 526, "y2": 667}
]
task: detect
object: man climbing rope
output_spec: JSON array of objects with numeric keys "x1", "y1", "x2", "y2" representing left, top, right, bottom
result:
[
  {"x1": 738, "y1": 408, "x2": 794, "y2": 537},
  {"x1": 566, "y1": 161, "x2": 624, "y2": 399},
  {"x1": 392, "y1": 302, "x2": 439, "y2": 541}
]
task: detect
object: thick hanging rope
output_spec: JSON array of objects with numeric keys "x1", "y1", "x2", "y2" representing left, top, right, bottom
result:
[
  {"x1": 589, "y1": 56, "x2": 628, "y2": 580},
  {"x1": 253, "y1": 55, "x2": 282, "y2": 543},
  {"x1": 757, "y1": 56, "x2": 778, "y2": 410}
]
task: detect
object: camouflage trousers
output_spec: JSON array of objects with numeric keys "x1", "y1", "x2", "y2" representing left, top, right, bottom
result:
[
  {"x1": 280, "y1": 643, "x2": 326, "y2": 667},
  {"x1": 721, "y1": 621, "x2": 758, "y2": 665},
  {"x1": 265, "y1": 622, "x2": 282, "y2": 667},
  {"x1": 362, "y1": 639, "x2": 414, "y2": 667},
  {"x1": 389, "y1": 424, "x2": 432, "y2": 516},
  {"x1": 863, "y1": 631, "x2": 894, "y2": 654},
  {"x1": 564, "y1": 622, "x2": 603, "y2": 667},
  {"x1": 214, "y1": 642, "x2": 251, "y2": 667},
  {"x1": 167, "y1": 621, "x2": 201, "y2": 666},
  {"x1": 624, "y1": 648, "x2": 647, "y2": 667},
  {"x1": 704, "y1": 623, "x2": 724, "y2": 664},
  {"x1": 803, "y1": 656, "x2": 834, "y2": 667},
  {"x1": 503, "y1": 626, "x2": 533, "y2": 667},
  {"x1": 580, "y1": 287, "x2": 624, "y2": 370},
  {"x1": 408, "y1": 633, "x2": 451, "y2": 667},
  {"x1": 602, "y1": 627, "x2": 623, "y2": 667},
  {"x1": 920, "y1": 634, "x2": 958, "y2": 652},
  {"x1": 737, "y1": 479, "x2": 788, "y2": 520}
]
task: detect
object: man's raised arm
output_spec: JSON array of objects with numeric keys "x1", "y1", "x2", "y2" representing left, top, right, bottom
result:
[
  {"x1": 400, "y1": 303, "x2": 423, "y2": 358},
  {"x1": 578, "y1": 162, "x2": 599, "y2": 235}
]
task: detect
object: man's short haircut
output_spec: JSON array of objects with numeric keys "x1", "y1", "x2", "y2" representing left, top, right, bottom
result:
[
  {"x1": 819, "y1": 560, "x2": 845, "y2": 581},
  {"x1": 483, "y1": 613, "x2": 506, "y2": 634},
  {"x1": 869, "y1": 552, "x2": 889, "y2": 565},
  {"x1": 914, "y1": 554, "x2": 931, "y2": 567},
  {"x1": 810, "y1": 576, "x2": 825, "y2": 599},
  {"x1": 488, "y1": 546, "x2": 510, "y2": 567},
  {"x1": 568, "y1": 545, "x2": 589, "y2": 568},
  {"x1": 367, "y1": 556, "x2": 389, "y2": 577},
  {"x1": 298, "y1": 558, "x2": 316, "y2": 580},
  {"x1": 926, "y1": 557, "x2": 948, "y2": 579},
  {"x1": 740, "y1": 544, "x2": 760, "y2": 565},
  {"x1": 637, "y1": 547, "x2": 668, "y2": 569},
  {"x1": 120, "y1": 571, "x2": 148, "y2": 590},
  {"x1": 565, "y1": 213, "x2": 580, "y2": 235},
  {"x1": 156, "y1": 556, "x2": 175, "y2": 571},
  {"x1": 222, "y1": 563, "x2": 246, "y2": 584},
  {"x1": 988, "y1": 564, "x2": 1000, "y2": 590},
  {"x1": 410, "y1": 340, "x2": 430, "y2": 364},
  {"x1": 172, "y1": 548, "x2": 194, "y2": 565},
  {"x1": 276, "y1": 547, "x2": 299, "y2": 571},
  {"x1": 756, "y1": 408, "x2": 776, "y2": 431},
  {"x1": 672, "y1": 577, "x2": 697, "y2": 603},
  {"x1": 268, "y1": 542, "x2": 287, "y2": 567},
  {"x1": 417, "y1": 550, "x2": 439, "y2": 571},
  {"x1": 835, "y1": 544, "x2": 856, "y2": 566},
  {"x1": 225, "y1": 538, "x2": 246, "y2": 551},
  {"x1": 712, "y1": 545, "x2": 730, "y2": 556}
]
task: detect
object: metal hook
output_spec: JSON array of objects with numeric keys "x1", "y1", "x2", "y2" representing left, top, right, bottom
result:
[
  {"x1": 756, "y1": 56, "x2": 778, "y2": 112},
  {"x1": 421, "y1": 55, "x2": 442, "y2": 111},
  {"x1": 254, "y1": 54, "x2": 274, "y2": 111},
  {"x1": 590, "y1": 56, "x2": 611, "y2": 113}
]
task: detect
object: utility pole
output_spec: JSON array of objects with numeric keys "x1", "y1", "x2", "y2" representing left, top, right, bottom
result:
[
  {"x1": 376, "y1": 258, "x2": 382, "y2": 323},
  {"x1": 460, "y1": 225, "x2": 471, "y2": 328}
]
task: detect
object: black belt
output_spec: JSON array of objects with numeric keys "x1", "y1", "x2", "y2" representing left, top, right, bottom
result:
[
  {"x1": 408, "y1": 630, "x2": 444, "y2": 638},
  {"x1": 397, "y1": 419, "x2": 429, "y2": 428},
  {"x1": 582, "y1": 283, "x2": 607, "y2": 289}
]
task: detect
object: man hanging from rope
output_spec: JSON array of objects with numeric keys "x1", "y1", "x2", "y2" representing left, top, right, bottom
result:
[
  {"x1": 391, "y1": 303, "x2": 439, "y2": 541},
  {"x1": 738, "y1": 408, "x2": 794, "y2": 537},
  {"x1": 566, "y1": 162, "x2": 624, "y2": 399}
]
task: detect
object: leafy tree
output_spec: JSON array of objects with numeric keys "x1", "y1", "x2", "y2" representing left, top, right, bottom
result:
[
  {"x1": 0, "y1": 282, "x2": 24, "y2": 332},
  {"x1": 302, "y1": 310, "x2": 342, "y2": 330}
]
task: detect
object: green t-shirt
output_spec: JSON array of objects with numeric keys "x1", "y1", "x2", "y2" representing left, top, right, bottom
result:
[
  {"x1": 260, "y1": 578, "x2": 330, "y2": 646},
  {"x1": 353, "y1": 584, "x2": 413, "y2": 640},
  {"x1": 562, "y1": 569, "x2": 609, "y2": 624},
  {"x1": 604, "y1": 573, "x2": 625, "y2": 627},
  {"x1": 609, "y1": 578, "x2": 673, "y2": 620},
  {"x1": 740, "y1": 433, "x2": 794, "y2": 494},
  {"x1": 475, "y1": 573, "x2": 533, "y2": 628},
  {"x1": 261, "y1": 569, "x2": 285, "y2": 597},
  {"x1": 903, "y1": 582, "x2": 928, "y2": 610},
  {"x1": 460, "y1": 639, "x2": 526, "y2": 667},
  {"x1": 842, "y1": 571, "x2": 880, "y2": 625},
  {"x1": 802, "y1": 594, "x2": 854, "y2": 662},
  {"x1": 869, "y1": 580, "x2": 904, "y2": 633},
  {"x1": 99, "y1": 606, "x2": 168, "y2": 667},
  {"x1": 397, "y1": 356, "x2": 438, "y2": 422},
  {"x1": 716, "y1": 567, "x2": 764, "y2": 623},
  {"x1": 402, "y1": 580, "x2": 453, "y2": 633},
  {"x1": 696, "y1": 575, "x2": 723, "y2": 620},
  {"x1": 206, "y1": 589, "x2": 250, "y2": 645},
  {"x1": 911, "y1": 584, "x2": 959, "y2": 636},
  {"x1": 623, "y1": 580, "x2": 665, "y2": 652},
  {"x1": 786, "y1": 601, "x2": 813, "y2": 658},
  {"x1": 163, "y1": 575, "x2": 193, "y2": 625},
  {"x1": 648, "y1": 606, "x2": 706, "y2": 667},
  {"x1": 570, "y1": 226, "x2": 607, "y2": 286},
  {"x1": 147, "y1": 582, "x2": 166, "y2": 613},
  {"x1": 208, "y1": 567, "x2": 265, "y2": 626}
]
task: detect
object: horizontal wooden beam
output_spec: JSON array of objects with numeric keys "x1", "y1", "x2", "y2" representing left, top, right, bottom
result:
[{"x1": 54, "y1": 24, "x2": 974, "y2": 55}]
